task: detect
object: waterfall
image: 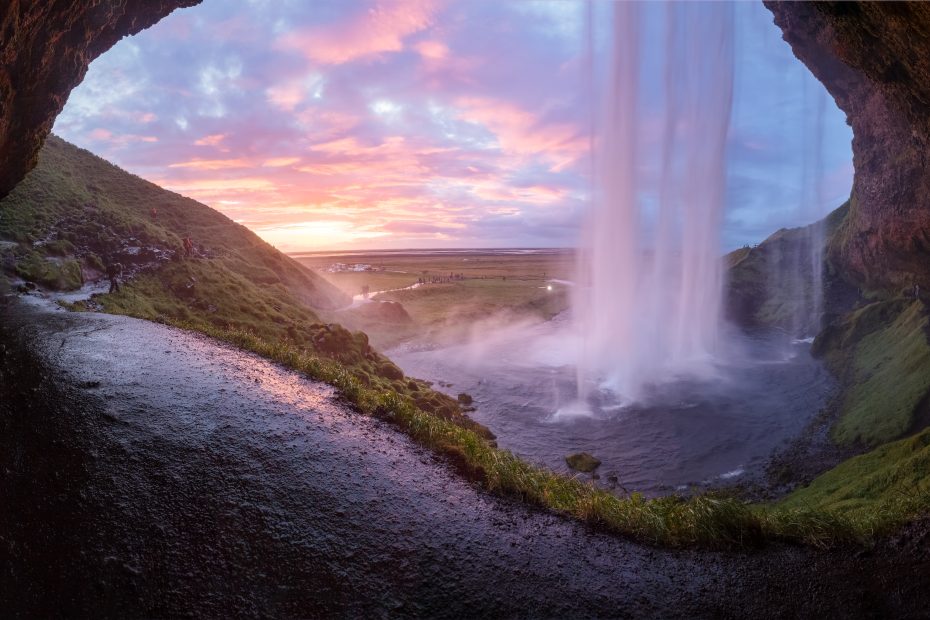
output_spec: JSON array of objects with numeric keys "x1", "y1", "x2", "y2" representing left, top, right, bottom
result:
[
  {"x1": 806, "y1": 88, "x2": 827, "y2": 334},
  {"x1": 761, "y1": 81, "x2": 829, "y2": 339},
  {"x1": 574, "y1": 2, "x2": 735, "y2": 402}
]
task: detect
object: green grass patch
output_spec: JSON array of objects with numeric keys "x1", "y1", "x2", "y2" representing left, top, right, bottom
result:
[
  {"x1": 814, "y1": 299, "x2": 930, "y2": 446},
  {"x1": 836, "y1": 301, "x2": 930, "y2": 445},
  {"x1": 13, "y1": 251, "x2": 83, "y2": 290},
  {"x1": 780, "y1": 428, "x2": 930, "y2": 531}
]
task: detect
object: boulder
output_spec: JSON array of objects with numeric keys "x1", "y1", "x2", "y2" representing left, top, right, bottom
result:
[
  {"x1": 349, "y1": 301, "x2": 412, "y2": 324},
  {"x1": 565, "y1": 452, "x2": 601, "y2": 473}
]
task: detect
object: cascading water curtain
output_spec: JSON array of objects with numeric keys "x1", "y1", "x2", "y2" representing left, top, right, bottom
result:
[{"x1": 575, "y1": 1, "x2": 734, "y2": 402}]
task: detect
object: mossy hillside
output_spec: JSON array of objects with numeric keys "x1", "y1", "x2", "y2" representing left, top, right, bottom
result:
[
  {"x1": 812, "y1": 299, "x2": 930, "y2": 446},
  {"x1": 725, "y1": 201, "x2": 854, "y2": 333},
  {"x1": 0, "y1": 135, "x2": 347, "y2": 309},
  {"x1": 9, "y1": 252, "x2": 83, "y2": 290}
]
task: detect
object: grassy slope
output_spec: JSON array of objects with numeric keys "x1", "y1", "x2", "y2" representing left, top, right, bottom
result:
[
  {"x1": 838, "y1": 302, "x2": 930, "y2": 445},
  {"x1": 0, "y1": 135, "x2": 347, "y2": 309},
  {"x1": 779, "y1": 428, "x2": 930, "y2": 520},
  {"x1": 0, "y1": 136, "x2": 489, "y2": 439},
  {"x1": 782, "y1": 298, "x2": 930, "y2": 519},
  {"x1": 726, "y1": 202, "x2": 930, "y2": 535}
]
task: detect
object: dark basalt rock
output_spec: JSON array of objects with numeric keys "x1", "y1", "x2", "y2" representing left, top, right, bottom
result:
[
  {"x1": 0, "y1": 0, "x2": 200, "y2": 199},
  {"x1": 765, "y1": 2, "x2": 930, "y2": 293},
  {"x1": 565, "y1": 452, "x2": 601, "y2": 473}
]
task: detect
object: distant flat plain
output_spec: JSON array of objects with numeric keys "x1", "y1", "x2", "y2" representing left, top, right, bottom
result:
[{"x1": 293, "y1": 249, "x2": 575, "y2": 348}]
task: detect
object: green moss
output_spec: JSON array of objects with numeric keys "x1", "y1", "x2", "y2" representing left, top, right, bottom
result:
[
  {"x1": 780, "y1": 428, "x2": 930, "y2": 526},
  {"x1": 816, "y1": 300, "x2": 930, "y2": 446},
  {"x1": 13, "y1": 252, "x2": 82, "y2": 290}
]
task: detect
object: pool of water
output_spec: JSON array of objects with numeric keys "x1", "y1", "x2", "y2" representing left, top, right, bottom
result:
[{"x1": 389, "y1": 315, "x2": 833, "y2": 494}]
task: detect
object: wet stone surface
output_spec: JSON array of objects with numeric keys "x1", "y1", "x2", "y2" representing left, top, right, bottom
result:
[{"x1": 1, "y1": 295, "x2": 928, "y2": 618}]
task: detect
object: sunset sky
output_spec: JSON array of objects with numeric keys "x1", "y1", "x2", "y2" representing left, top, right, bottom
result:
[{"x1": 54, "y1": 0, "x2": 853, "y2": 252}]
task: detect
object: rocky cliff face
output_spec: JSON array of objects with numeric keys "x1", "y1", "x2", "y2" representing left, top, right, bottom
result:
[
  {"x1": 765, "y1": 2, "x2": 930, "y2": 293},
  {"x1": 0, "y1": 0, "x2": 199, "y2": 199}
]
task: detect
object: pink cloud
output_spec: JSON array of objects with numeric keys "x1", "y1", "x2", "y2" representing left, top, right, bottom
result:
[
  {"x1": 277, "y1": 0, "x2": 438, "y2": 65},
  {"x1": 168, "y1": 158, "x2": 249, "y2": 170},
  {"x1": 89, "y1": 128, "x2": 158, "y2": 145},
  {"x1": 414, "y1": 39, "x2": 448, "y2": 60},
  {"x1": 194, "y1": 134, "x2": 227, "y2": 146},
  {"x1": 262, "y1": 157, "x2": 301, "y2": 168},
  {"x1": 455, "y1": 97, "x2": 587, "y2": 172},
  {"x1": 265, "y1": 75, "x2": 324, "y2": 111}
]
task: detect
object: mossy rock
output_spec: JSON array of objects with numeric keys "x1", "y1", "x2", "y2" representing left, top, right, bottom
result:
[
  {"x1": 378, "y1": 361, "x2": 404, "y2": 381},
  {"x1": 14, "y1": 253, "x2": 83, "y2": 290},
  {"x1": 566, "y1": 452, "x2": 601, "y2": 473},
  {"x1": 457, "y1": 393, "x2": 473, "y2": 406}
]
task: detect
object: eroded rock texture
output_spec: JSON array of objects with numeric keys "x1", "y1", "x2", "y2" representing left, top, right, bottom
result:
[
  {"x1": 766, "y1": 1, "x2": 930, "y2": 293},
  {"x1": 0, "y1": 0, "x2": 199, "y2": 199}
]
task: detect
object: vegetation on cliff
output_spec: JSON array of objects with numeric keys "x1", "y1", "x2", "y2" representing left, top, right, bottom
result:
[
  {"x1": 725, "y1": 201, "x2": 856, "y2": 334},
  {"x1": 727, "y1": 202, "x2": 930, "y2": 538},
  {"x1": 782, "y1": 297, "x2": 930, "y2": 528}
]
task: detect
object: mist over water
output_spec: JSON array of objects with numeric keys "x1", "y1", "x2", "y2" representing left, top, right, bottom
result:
[{"x1": 574, "y1": 3, "x2": 735, "y2": 401}]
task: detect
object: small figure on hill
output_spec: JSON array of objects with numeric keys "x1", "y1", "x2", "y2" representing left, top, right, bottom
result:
[
  {"x1": 183, "y1": 235, "x2": 194, "y2": 258},
  {"x1": 107, "y1": 261, "x2": 123, "y2": 294},
  {"x1": 915, "y1": 282, "x2": 921, "y2": 300},
  {"x1": 150, "y1": 207, "x2": 158, "y2": 221},
  {"x1": 361, "y1": 284, "x2": 370, "y2": 299}
]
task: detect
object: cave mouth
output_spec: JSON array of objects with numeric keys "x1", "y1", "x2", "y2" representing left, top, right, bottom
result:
[{"x1": 28, "y1": 1, "x2": 856, "y2": 495}]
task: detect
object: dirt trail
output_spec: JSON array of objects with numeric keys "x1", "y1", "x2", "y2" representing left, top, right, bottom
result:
[{"x1": 1, "y1": 295, "x2": 927, "y2": 618}]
